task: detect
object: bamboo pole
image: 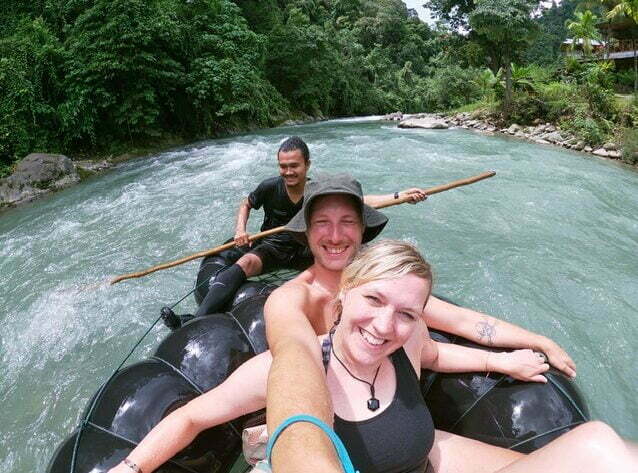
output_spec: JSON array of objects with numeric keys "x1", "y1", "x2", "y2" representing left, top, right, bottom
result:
[{"x1": 109, "y1": 171, "x2": 496, "y2": 285}]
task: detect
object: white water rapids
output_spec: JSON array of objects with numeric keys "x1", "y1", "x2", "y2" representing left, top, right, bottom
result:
[{"x1": 1, "y1": 119, "x2": 637, "y2": 472}]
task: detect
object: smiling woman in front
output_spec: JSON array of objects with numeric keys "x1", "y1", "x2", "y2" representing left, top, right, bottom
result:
[{"x1": 108, "y1": 240, "x2": 638, "y2": 473}]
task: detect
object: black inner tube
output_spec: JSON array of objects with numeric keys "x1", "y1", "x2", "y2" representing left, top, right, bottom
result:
[{"x1": 47, "y1": 272, "x2": 591, "y2": 472}]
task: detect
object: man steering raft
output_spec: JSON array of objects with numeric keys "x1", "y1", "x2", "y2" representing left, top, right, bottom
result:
[
  {"x1": 263, "y1": 174, "x2": 578, "y2": 473},
  {"x1": 163, "y1": 136, "x2": 427, "y2": 328}
]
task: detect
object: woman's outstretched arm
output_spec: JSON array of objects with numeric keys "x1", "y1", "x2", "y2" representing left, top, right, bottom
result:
[
  {"x1": 423, "y1": 295, "x2": 576, "y2": 378},
  {"x1": 402, "y1": 320, "x2": 549, "y2": 383},
  {"x1": 107, "y1": 351, "x2": 272, "y2": 473},
  {"x1": 419, "y1": 336, "x2": 549, "y2": 383},
  {"x1": 265, "y1": 285, "x2": 342, "y2": 473}
]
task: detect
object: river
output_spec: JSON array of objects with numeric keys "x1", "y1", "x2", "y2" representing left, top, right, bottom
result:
[{"x1": 1, "y1": 118, "x2": 637, "y2": 472}]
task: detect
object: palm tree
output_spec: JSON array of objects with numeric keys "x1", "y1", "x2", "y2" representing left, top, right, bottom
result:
[
  {"x1": 566, "y1": 10, "x2": 602, "y2": 57},
  {"x1": 605, "y1": 0, "x2": 638, "y2": 91},
  {"x1": 607, "y1": 0, "x2": 638, "y2": 22},
  {"x1": 474, "y1": 68, "x2": 498, "y2": 101}
]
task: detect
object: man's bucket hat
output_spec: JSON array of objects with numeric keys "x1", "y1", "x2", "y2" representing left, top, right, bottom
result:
[{"x1": 286, "y1": 173, "x2": 388, "y2": 243}]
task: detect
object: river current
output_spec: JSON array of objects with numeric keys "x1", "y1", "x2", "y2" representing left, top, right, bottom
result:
[{"x1": 1, "y1": 118, "x2": 637, "y2": 472}]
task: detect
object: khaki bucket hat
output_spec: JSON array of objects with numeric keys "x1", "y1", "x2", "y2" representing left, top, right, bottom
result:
[{"x1": 286, "y1": 173, "x2": 388, "y2": 243}]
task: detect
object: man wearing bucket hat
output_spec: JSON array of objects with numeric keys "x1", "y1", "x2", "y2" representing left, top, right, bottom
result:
[
  {"x1": 284, "y1": 174, "x2": 389, "y2": 279},
  {"x1": 263, "y1": 173, "x2": 577, "y2": 473}
]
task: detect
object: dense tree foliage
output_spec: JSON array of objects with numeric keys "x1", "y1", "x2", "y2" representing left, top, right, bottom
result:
[
  {"x1": 0, "y1": 0, "x2": 440, "y2": 171},
  {"x1": 426, "y1": 0, "x2": 477, "y2": 29},
  {"x1": 0, "y1": 18, "x2": 66, "y2": 162},
  {"x1": 521, "y1": 0, "x2": 579, "y2": 65},
  {"x1": 2, "y1": 0, "x2": 637, "y2": 173},
  {"x1": 469, "y1": 0, "x2": 538, "y2": 116}
]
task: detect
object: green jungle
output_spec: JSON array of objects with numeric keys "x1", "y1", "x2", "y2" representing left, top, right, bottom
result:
[{"x1": 2, "y1": 0, "x2": 638, "y2": 177}]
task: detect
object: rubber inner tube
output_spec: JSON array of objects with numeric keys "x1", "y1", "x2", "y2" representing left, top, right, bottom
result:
[{"x1": 47, "y1": 286, "x2": 590, "y2": 472}]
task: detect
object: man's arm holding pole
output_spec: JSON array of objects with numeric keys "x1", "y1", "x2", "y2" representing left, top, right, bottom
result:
[
  {"x1": 233, "y1": 198, "x2": 252, "y2": 247},
  {"x1": 363, "y1": 188, "x2": 427, "y2": 208}
]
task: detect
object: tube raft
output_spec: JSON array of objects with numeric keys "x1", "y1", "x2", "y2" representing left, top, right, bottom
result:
[
  {"x1": 422, "y1": 330, "x2": 589, "y2": 452},
  {"x1": 47, "y1": 278, "x2": 589, "y2": 472}
]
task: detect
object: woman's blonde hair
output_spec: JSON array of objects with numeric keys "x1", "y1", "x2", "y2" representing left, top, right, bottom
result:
[{"x1": 335, "y1": 239, "x2": 433, "y2": 316}]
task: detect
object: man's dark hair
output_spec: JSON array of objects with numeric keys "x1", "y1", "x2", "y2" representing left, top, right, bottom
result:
[{"x1": 278, "y1": 136, "x2": 310, "y2": 163}]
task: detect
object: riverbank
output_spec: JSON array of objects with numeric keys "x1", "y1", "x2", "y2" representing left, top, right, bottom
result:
[
  {"x1": 384, "y1": 111, "x2": 638, "y2": 167},
  {"x1": 0, "y1": 134, "x2": 199, "y2": 211},
  {"x1": 4, "y1": 109, "x2": 635, "y2": 211}
]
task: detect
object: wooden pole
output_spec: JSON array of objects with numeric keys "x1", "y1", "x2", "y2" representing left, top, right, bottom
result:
[{"x1": 109, "y1": 171, "x2": 496, "y2": 285}]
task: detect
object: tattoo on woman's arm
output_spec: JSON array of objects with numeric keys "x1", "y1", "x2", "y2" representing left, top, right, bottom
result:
[{"x1": 476, "y1": 317, "x2": 497, "y2": 346}]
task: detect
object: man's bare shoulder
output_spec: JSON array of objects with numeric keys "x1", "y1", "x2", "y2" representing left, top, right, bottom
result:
[
  {"x1": 275, "y1": 269, "x2": 305, "y2": 287},
  {"x1": 267, "y1": 267, "x2": 336, "y2": 335},
  {"x1": 272, "y1": 269, "x2": 318, "y2": 297},
  {"x1": 264, "y1": 270, "x2": 320, "y2": 345},
  {"x1": 267, "y1": 270, "x2": 313, "y2": 309}
]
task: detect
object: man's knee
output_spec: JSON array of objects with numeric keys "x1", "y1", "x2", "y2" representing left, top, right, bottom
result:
[{"x1": 236, "y1": 253, "x2": 263, "y2": 277}]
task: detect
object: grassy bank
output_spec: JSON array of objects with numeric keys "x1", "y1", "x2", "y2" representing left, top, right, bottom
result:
[{"x1": 439, "y1": 62, "x2": 638, "y2": 166}]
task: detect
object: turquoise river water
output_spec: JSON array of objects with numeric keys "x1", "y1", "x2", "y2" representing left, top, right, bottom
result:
[{"x1": 1, "y1": 118, "x2": 637, "y2": 472}]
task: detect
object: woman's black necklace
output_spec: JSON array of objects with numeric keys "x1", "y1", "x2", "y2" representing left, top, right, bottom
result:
[{"x1": 329, "y1": 332, "x2": 382, "y2": 411}]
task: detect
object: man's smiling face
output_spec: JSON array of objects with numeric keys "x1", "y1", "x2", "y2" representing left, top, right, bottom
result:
[
  {"x1": 306, "y1": 194, "x2": 364, "y2": 272},
  {"x1": 277, "y1": 149, "x2": 308, "y2": 189}
]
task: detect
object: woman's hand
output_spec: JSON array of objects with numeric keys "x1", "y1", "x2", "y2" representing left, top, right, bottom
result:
[
  {"x1": 537, "y1": 336, "x2": 576, "y2": 379},
  {"x1": 490, "y1": 349, "x2": 550, "y2": 383}
]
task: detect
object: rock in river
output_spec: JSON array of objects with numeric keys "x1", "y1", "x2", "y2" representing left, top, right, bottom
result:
[
  {"x1": 0, "y1": 153, "x2": 80, "y2": 208},
  {"x1": 398, "y1": 117, "x2": 449, "y2": 129}
]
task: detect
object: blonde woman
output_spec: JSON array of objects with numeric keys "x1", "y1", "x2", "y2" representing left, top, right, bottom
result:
[{"x1": 109, "y1": 241, "x2": 636, "y2": 473}]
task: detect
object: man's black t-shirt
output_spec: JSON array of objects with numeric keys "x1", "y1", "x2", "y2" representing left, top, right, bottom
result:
[{"x1": 248, "y1": 176, "x2": 304, "y2": 245}]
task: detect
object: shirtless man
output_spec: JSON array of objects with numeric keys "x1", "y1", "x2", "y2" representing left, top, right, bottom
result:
[{"x1": 264, "y1": 174, "x2": 576, "y2": 473}]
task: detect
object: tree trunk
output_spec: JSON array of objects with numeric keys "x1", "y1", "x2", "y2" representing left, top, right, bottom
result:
[
  {"x1": 503, "y1": 56, "x2": 512, "y2": 120},
  {"x1": 634, "y1": 38, "x2": 637, "y2": 93}
]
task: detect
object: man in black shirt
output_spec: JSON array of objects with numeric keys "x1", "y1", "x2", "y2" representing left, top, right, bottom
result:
[
  {"x1": 232, "y1": 137, "x2": 312, "y2": 275},
  {"x1": 185, "y1": 137, "x2": 312, "y2": 324}
]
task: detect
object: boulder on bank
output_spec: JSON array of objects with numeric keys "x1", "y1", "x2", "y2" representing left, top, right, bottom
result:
[
  {"x1": 398, "y1": 117, "x2": 449, "y2": 129},
  {"x1": 0, "y1": 153, "x2": 111, "y2": 209},
  {"x1": 543, "y1": 131, "x2": 563, "y2": 144},
  {"x1": 76, "y1": 160, "x2": 111, "y2": 174},
  {"x1": 0, "y1": 154, "x2": 79, "y2": 207},
  {"x1": 14, "y1": 153, "x2": 76, "y2": 185},
  {"x1": 506, "y1": 124, "x2": 521, "y2": 134},
  {"x1": 383, "y1": 111, "x2": 404, "y2": 121},
  {"x1": 593, "y1": 148, "x2": 609, "y2": 157}
]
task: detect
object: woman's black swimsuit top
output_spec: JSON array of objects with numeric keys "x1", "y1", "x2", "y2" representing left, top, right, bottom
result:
[{"x1": 322, "y1": 339, "x2": 435, "y2": 473}]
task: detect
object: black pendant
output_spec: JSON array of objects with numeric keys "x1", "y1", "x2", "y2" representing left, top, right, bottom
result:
[{"x1": 367, "y1": 397, "x2": 380, "y2": 411}]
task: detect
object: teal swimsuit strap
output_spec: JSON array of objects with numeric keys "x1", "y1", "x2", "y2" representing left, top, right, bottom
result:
[{"x1": 266, "y1": 414, "x2": 359, "y2": 473}]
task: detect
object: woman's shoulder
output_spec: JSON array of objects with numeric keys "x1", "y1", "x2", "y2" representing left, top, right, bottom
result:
[{"x1": 401, "y1": 321, "x2": 429, "y2": 377}]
